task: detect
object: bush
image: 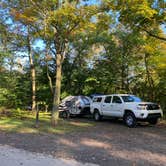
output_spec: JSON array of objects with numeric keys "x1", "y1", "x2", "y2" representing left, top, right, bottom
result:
[
  {"x1": 10, "y1": 108, "x2": 21, "y2": 118},
  {"x1": 0, "y1": 107, "x2": 11, "y2": 116},
  {"x1": 0, "y1": 107, "x2": 28, "y2": 119}
]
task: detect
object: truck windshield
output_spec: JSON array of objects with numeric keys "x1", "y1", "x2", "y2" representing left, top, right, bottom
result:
[{"x1": 121, "y1": 96, "x2": 142, "y2": 102}]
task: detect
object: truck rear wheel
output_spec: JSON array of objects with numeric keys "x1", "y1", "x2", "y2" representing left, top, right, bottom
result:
[
  {"x1": 93, "y1": 111, "x2": 102, "y2": 121},
  {"x1": 124, "y1": 112, "x2": 137, "y2": 128}
]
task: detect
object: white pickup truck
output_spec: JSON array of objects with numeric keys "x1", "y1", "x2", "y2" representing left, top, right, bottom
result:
[{"x1": 90, "y1": 94, "x2": 163, "y2": 127}]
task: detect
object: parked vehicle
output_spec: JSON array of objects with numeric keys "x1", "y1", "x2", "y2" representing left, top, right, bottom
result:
[
  {"x1": 59, "y1": 96, "x2": 91, "y2": 118},
  {"x1": 90, "y1": 94, "x2": 163, "y2": 127}
]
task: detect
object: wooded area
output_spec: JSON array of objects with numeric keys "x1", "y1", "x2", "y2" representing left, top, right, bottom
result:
[{"x1": 0, "y1": 0, "x2": 165, "y2": 125}]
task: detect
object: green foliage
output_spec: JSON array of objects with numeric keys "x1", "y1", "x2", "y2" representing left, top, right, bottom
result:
[
  {"x1": 0, "y1": 0, "x2": 165, "y2": 117},
  {"x1": 112, "y1": 0, "x2": 166, "y2": 41},
  {"x1": 0, "y1": 107, "x2": 27, "y2": 119},
  {"x1": 10, "y1": 108, "x2": 21, "y2": 118}
]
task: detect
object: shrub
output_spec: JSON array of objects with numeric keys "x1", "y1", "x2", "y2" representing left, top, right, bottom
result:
[{"x1": 0, "y1": 107, "x2": 28, "y2": 119}]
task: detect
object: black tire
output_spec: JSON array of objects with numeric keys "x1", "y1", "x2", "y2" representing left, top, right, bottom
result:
[
  {"x1": 148, "y1": 118, "x2": 158, "y2": 125},
  {"x1": 93, "y1": 110, "x2": 102, "y2": 121},
  {"x1": 61, "y1": 111, "x2": 70, "y2": 119},
  {"x1": 124, "y1": 112, "x2": 137, "y2": 128}
]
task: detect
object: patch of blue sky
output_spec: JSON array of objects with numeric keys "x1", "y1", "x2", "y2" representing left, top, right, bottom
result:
[
  {"x1": 33, "y1": 39, "x2": 45, "y2": 51},
  {"x1": 161, "y1": 24, "x2": 166, "y2": 34},
  {"x1": 80, "y1": 0, "x2": 101, "y2": 6}
]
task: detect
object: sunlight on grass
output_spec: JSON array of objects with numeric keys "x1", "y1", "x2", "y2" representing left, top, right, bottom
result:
[
  {"x1": 18, "y1": 127, "x2": 38, "y2": 134},
  {"x1": 0, "y1": 112, "x2": 95, "y2": 135},
  {"x1": 159, "y1": 119, "x2": 166, "y2": 126},
  {"x1": 69, "y1": 121, "x2": 94, "y2": 127}
]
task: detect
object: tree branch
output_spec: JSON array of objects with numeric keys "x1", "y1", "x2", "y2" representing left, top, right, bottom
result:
[{"x1": 143, "y1": 29, "x2": 166, "y2": 42}]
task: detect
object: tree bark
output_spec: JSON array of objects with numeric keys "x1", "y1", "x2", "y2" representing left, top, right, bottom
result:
[
  {"x1": 46, "y1": 60, "x2": 54, "y2": 94},
  {"x1": 144, "y1": 53, "x2": 155, "y2": 101},
  {"x1": 35, "y1": 103, "x2": 39, "y2": 128},
  {"x1": 51, "y1": 53, "x2": 62, "y2": 126},
  {"x1": 121, "y1": 50, "x2": 125, "y2": 91},
  {"x1": 30, "y1": 57, "x2": 36, "y2": 112},
  {"x1": 27, "y1": 27, "x2": 36, "y2": 112}
]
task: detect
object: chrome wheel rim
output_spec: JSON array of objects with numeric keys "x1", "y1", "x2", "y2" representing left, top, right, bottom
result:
[
  {"x1": 126, "y1": 115, "x2": 133, "y2": 126},
  {"x1": 95, "y1": 113, "x2": 99, "y2": 120}
]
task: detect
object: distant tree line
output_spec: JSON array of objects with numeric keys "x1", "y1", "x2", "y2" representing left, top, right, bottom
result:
[{"x1": 0, "y1": 0, "x2": 165, "y2": 125}]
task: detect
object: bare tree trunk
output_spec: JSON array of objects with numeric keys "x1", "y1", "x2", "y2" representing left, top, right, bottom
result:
[
  {"x1": 121, "y1": 52, "x2": 125, "y2": 91},
  {"x1": 27, "y1": 27, "x2": 36, "y2": 112},
  {"x1": 45, "y1": 42, "x2": 54, "y2": 94},
  {"x1": 46, "y1": 60, "x2": 53, "y2": 94},
  {"x1": 30, "y1": 56, "x2": 36, "y2": 112},
  {"x1": 51, "y1": 53, "x2": 62, "y2": 126},
  {"x1": 51, "y1": 31, "x2": 66, "y2": 126},
  {"x1": 144, "y1": 53, "x2": 154, "y2": 101},
  {"x1": 35, "y1": 103, "x2": 39, "y2": 128}
]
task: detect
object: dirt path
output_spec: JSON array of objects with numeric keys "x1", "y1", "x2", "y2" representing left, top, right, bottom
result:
[
  {"x1": 0, "y1": 145, "x2": 97, "y2": 166},
  {"x1": 0, "y1": 118, "x2": 166, "y2": 166}
]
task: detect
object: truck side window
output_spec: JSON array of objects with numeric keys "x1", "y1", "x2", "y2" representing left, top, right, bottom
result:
[
  {"x1": 112, "y1": 96, "x2": 122, "y2": 104},
  {"x1": 93, "y1": 97, "x2": 102, "y2": 102},
  {"x1": 104, "y1": 96, "x2": 112, "y2": 103}
]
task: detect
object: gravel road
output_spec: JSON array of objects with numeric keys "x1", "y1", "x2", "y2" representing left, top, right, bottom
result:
[
  {"x1": 0, "y1": 145, "x2": 97, "y2": 166},
  {"x1": 0, "y1": 118, "x2": 166, "y2": 166}
]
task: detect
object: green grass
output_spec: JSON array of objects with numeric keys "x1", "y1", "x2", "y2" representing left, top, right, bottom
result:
[
  {"x1": 0, "y1": 111, "x2": 95, "y2": 135},
  {"x1": 163, "y1": 113, "x2": 166, "y2": 120},
  {"x1": 1, "y1": 109, "x2": 165, "y2": 135},
  {"x1": 159, "y1": 116, "x2": 166, "y2": 125}
]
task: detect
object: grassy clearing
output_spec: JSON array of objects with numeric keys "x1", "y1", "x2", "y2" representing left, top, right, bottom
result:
[
  {"x1": 0, "y1": 109, "x2": 95, "y2": 135},
  {"x1": 163, "y1": 114, "x2": 166, "y2": 120},
  {"x1": 0, "y1": 108, "x2": 165, "y2": 134},
  {"x1": 161, "y1": 115, "x2": 166, "y2": 125}
]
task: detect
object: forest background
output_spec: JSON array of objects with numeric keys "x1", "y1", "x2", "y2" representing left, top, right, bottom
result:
[{"x1": 0, "y1": 0, "x2": 165, "y2": 124}]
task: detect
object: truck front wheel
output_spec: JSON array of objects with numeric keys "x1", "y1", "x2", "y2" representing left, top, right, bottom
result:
[{"x1": 124, "y1": 112, "x2": 137, "y2": 128}]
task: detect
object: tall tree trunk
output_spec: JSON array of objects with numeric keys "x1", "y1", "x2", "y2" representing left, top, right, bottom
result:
[
  {"x1": 121, "y1": 52, "x2": 125, "y2": 91},
  {"x1": 46, "y1": 61, "x2": 54, "y2": 94},
  {"x1": 45, "y1": 45, "x2": 53, "y2": 95},
  {"x1": 27, "y1": 28, "x2": 36, "y2": 112},
  {"x1": 30, "y1": 55, "x2": 36, "y2": 112},
  {"x1": 51, "y1": 53, "x2": 62, "y2": 126},
  {"x1": 144, "y1": 53, "x2": 154, "y2": 100}
]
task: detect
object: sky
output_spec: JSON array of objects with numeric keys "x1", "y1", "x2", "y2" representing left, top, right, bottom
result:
[{"x1": 161, "y1": 24, "x2": 166, "y2": 34}]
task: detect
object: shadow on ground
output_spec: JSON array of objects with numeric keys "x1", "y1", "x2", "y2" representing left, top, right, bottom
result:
[{"x1": 0, "y1": 117, "x2": 166, "y2": 166}]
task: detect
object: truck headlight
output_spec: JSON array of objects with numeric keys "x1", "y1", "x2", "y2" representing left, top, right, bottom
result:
[{"x1": 137, "y1": 105, "x2": 147, "y2": 110}]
